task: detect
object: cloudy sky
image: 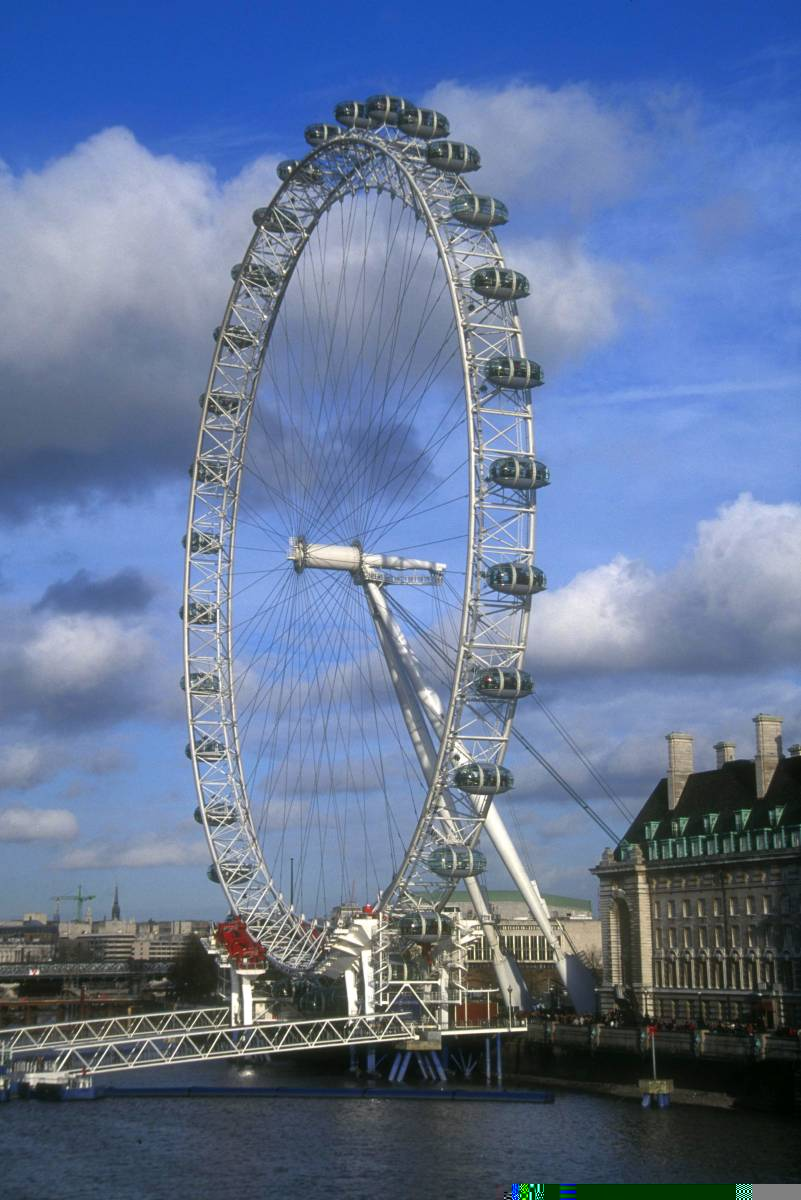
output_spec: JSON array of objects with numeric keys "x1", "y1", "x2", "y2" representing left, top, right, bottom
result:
[{"x1": 1, "y1": 2, "x2": 799, "y2": 921}]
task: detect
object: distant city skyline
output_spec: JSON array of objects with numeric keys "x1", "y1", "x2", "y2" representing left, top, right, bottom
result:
[{"x1": 1, "y1": 3, "x2": 799, "y2": 919}]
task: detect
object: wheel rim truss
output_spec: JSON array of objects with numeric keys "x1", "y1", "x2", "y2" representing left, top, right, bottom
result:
[{"x1": 183, "y1": 123, "x2": 538, "y2": 975}]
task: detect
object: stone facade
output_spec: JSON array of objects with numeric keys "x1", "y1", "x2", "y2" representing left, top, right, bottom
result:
[{"x1": 592, "y1": 715, "x2": 801, "y2": 1027}]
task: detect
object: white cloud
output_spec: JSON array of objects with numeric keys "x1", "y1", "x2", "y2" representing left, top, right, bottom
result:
[
  {"x1": 0, "y1": 128, "x2": 281, "y2": 512},
  {"x1": 423, "y1": 81, "x2": 645, "y2": 215},
  {"x1": 0, "y1": 806, "x2": 78, "y2": 842},
  {"x1": 60, "y1": 833, "x2": 207, "y2": 869},
  {"x1": 508, "y1": 236, "x2": 627, "y2": 366},
  {"x1": 23, "y1": 613, "x2": 151, "y2": 694},
  {"x1": 530, "y1": 493, "x2": 801, "y2": 675},
  {"x1": 0, "y1": 744, "x2": 54, "y2": 791}
]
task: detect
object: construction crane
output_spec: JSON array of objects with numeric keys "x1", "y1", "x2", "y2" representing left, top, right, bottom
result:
[{"x1": 51, "y1": 885, "x2": 96, "y2": 922}]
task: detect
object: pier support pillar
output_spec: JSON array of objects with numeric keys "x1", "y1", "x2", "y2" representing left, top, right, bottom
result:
[
  {"x1": 430, "y1": 1051, "x2": 448, "y2": 1082},
  {"x1": 484, "y1": 1036, "x2": 491, "y2": 1086},
  {"x1": 396, "y1": 1051, "x2": 412, "y2": 1083},
  {"x1": 495, "y1": 1034, "x2": 502, "y2": 1087}
]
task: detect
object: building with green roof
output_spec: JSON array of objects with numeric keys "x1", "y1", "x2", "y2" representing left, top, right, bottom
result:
[{"x1": 593, "y1": 714, "x2": 801, "y2": 1026}]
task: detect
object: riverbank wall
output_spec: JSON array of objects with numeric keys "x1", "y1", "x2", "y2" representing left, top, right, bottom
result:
[{"x1": 503, "y1": 1023, "x2": 801, "y2": 1114}]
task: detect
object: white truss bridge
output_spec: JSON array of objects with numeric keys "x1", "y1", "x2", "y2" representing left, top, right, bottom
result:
[{"x1": 0, "y1": 1007, "x2": 524, "y2": 1079}]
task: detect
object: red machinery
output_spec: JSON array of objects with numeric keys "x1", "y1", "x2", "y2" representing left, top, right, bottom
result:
[{"x1": 215, "y1": 917, "x2": 266, "y2": 968}]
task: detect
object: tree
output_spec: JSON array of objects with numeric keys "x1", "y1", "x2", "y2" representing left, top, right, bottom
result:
[{"x1": 167, "y1": 936, "x2": 219, "y2": 1003}]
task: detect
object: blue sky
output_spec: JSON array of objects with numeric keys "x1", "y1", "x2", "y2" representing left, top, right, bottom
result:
[{"x1": 1, "y1": 2, "x2": 799, "y2": 921}]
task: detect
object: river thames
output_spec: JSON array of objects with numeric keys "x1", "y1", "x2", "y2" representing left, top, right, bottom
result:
[{"x1": 2, "y1": 1059, "x2": 799, "y2": 1198}]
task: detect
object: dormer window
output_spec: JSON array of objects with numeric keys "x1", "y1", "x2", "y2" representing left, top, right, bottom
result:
[
  {"x1": 702, "y1": 813, "x2": 719, "y2": 835},
  {"x1": 671, "y1": 817, "x2": 689, "y2": 836},
  {"x1": 768, "y1": 806, "x2": 785, "y2": 828},
  {"x1": 644, "y1": 821, "x2": 660, "y2": 840},
  {"x1": 734, "y1": 809, "x2": 751, "y2": 833}
]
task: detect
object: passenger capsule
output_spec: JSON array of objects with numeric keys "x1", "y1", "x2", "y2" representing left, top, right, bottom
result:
[
  {"x1": 397, "y1": 107, "x2": 449, "y2": 139},
  {"x1": 214, "y1": 324, "x2": 258, "y2": 352},
  {"x1": 181, "y1": 671, "x2": 220, "y2": 694},
  {"x1": 187, "y1": 738, "x2": 226, "y2": 761},
  {"x1": 276, "y1": 159, "x2": 324, "y2": 184},
  {"x1": 473, "y1": 668, "x2": 533, "y2": 700},
  {"x1": 252, "y1": 206, "x2": 304, "y2": 234},
  {"x1": 182, "y1": 530, "x2": 221, "y2": 556},
  {"x1": 453, "y1": 763, "x2": 514, "y2": 795},
  {"x1": 488, "y1": 456, "x2": 550, "y2": 490},
  {"x1": 449, "y1": 194, "x2": 508, "y2": 228},
  {"x1": 484, "y1": 357, "x2": 544, "y2": 389},
  {"x1": 194, "y1": 802, "x2": 236, "y2": 827},
  {"x1": 426, "y1": 844, "x2": 487, "y2": 879},
  {"x1": 231, "y1": 262, "x2": 281, "y2": 290},
  {"x1": 365, "y1": 95, "x2": 413, "y2": 126},
  {"x1": 427, "y1": 141, "x2": 480, "y2": 173},
  {"x1": 304, "y1": 123, "x2": 340, "y2": 148},
  {"x1": 181, "y1": 601, "x2": 217, "y2": 625},
  {"x1": 191, "y1": 457, "x2": 228, "y2": 485},
  {"x1": 207, "y1": 862, "x2": 253, "y2": 885},
  {"x1": 486, "y1": 562, "x2": 546, "y2": 596},
  {"x1": 388, "y1": 954, "x2": 408, "y2": 982},
  {"x1": 471, "y1": 267, "x2": 530, "y2": 302},
  {"x1": 201, "y1": 391, "x2": 241, "y2": 417},
  {"x1": 397, "y1": 911, "x2": 452, "y2": 942},
  {"x1": 334, "y1": 100, "x2": 372, "y2": 129}
]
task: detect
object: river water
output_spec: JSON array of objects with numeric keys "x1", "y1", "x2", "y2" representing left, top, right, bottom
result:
[{"x1": 2, "y1": 1058, "x2": 799, "y2": 1198}]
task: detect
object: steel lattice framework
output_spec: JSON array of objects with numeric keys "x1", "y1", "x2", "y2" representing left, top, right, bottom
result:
[{"x1": 183, "y1": 107, "x2": 540, "y2": 979}]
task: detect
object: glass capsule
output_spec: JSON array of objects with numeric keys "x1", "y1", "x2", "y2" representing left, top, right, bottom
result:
[
  {"x1": 427, "y1": 141, "x2": 480, "y2": 173},
  {"x1": 397, "y1": 911, "x2": 452, "y2": 941},
  {"x1": 187, "y1": 738, "x2": 226, "y2": 761},
  {"x1": 486, "y1": 562, "x2": 546, "y2": 596},
  {"x1": 214, "y1": 324, "x2": 257, "y2": 351},
  {"x1": 453, "y1": 763, "x2": 514, "y2": 794},
  {"x1": 449, "y1": 194, "x2": 508, "y2": 228},
  {"x1": 365, "y1": 94, "x2": 413, "y2": 126},
  {"x1": 471, "y1": 267, "x2": 530, "y2": 301},
  {"x1": 334, "y1": 100, "x2": 372, "y2": 129},
  {"x1": 192, "y1": 457, "x2": 228, "y2": 485},
  {"x1": 487, "y1": 456, "x2": 550, "y2": 490},
  {"x1": 484, "y1": 357, "x2": 544, "y2": 389},
  {"x1": 181, "y1": 672, "x2": 221, "y2": 694},
  {"x1": 397, "y1": 107, "x2": 449, "y2": 139},
  {"x1": 194, "y1": 802, "x2": 236, "y2": 827},
  {"x1": 276, "y1": 159, "x2": 324, "y2": 184},
  {"x1": 181, "y1": 601, "x2": 217, "y2": 625},
  {"x1": 252, "y1": 206, "x2": 304, "y2": 234},
  {"x1": 231, "y1": 262, "x2": 281, "y2": 290},
  {"x1": 304, "y1": 123, "x2": 341, "y2": 147},
  {"x1": 425, "y1": 844, "x2": 487, "y2": 879},
  {"x1": 182, "y1": 530, "x2": 221, "y2": 556},
  {"x1": 201, "y1": 391, "x2": 241, "y2": 416},
  {"x1": 473, "y1": 668, "x2": 533, "y2": 699},
  {"x1": 207, "y1": 862, "x2": 255, "y2": 885}
]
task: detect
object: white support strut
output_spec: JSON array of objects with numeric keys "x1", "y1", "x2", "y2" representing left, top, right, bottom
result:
[
  {"x1": 367, "y1": 580, "x2": 597, "y2": 1013},
  {"x1": 363, "y1": 579, "x2": 530, "y2": 1011}
]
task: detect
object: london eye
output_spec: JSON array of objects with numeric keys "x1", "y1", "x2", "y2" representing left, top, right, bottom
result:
[{"x1": 182, "y1": 94, "x2": 590, "y2": 1015}]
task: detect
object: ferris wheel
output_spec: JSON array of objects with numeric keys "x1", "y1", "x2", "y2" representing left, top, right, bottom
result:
[{"x1": 182, "y1": 94, "x2": 561, "y2": 998}]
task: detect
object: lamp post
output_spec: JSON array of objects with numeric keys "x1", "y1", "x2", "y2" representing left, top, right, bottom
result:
[{"x1": 507, "y1": 985, "x2": 513, "y2": 1029}]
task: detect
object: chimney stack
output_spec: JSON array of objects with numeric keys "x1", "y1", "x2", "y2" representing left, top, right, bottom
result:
[
  {"x1": 753, "y1": 713, "x2": 783, "y2": 799},
  {"x1": 666, "y1": 732, "x2": 694, "y2": 810},
  {"x1": 714, "y1": 741, "x2": 736, "y2": 769}
]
